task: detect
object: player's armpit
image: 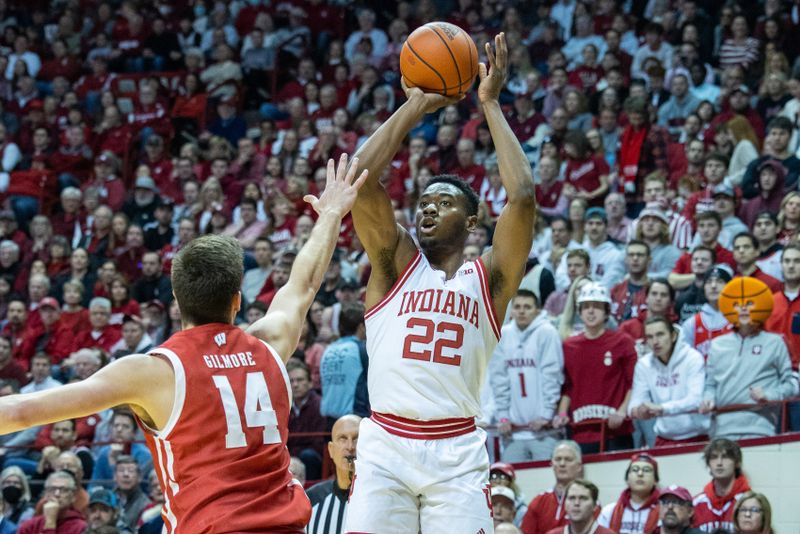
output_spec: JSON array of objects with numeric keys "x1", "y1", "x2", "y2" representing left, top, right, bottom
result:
[
  {"x1": 0, "y1": 354, "x2": 174, "y2": 435},
  {"x1": 246, "y1": 306, "x2": 300, "y2": 364}
]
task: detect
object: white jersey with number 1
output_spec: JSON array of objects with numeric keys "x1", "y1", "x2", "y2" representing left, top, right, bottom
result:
[{"x1": 364, "y1": 250, "x2": 501, "y2": 421}]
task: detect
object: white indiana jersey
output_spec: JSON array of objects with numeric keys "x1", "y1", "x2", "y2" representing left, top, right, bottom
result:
[{"x1": 364, "y1": 250, "x2": 501, "y2": 420}]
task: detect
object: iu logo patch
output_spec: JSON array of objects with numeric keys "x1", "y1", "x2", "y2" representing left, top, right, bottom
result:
[
  {"x1": 752, "y1": 345, "x2": 762, "y2": 355},
  {"x1": 214, "y1": 332, "x2": 227, "y2": 347}
]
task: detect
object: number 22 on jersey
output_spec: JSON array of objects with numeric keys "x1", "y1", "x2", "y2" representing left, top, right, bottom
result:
[
  {"x1": 401, "y1": 317, "x2": 464, "y2": 366},
  {"x1": 213, "y1": 372, "x2": 281, "y2": 449}
]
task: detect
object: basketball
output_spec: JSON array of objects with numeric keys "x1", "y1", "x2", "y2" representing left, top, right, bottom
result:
[
  {"x1": 400, "y1": 22, "x2": 479, "y2": 98},
  {"x1": 719, "y1": 277, "x2": 774, "y2": 325}
]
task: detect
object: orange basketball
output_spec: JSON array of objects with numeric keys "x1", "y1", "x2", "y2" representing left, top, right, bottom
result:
[
  {"x1": 400, "y1": 22, "x2": 479, "y2": 98},
  {"x1": 719, "y1": 277, "x2": 774, "y2": 326}
]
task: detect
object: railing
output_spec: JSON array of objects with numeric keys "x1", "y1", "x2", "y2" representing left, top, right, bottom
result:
[{"x1": 3, "y1": 398, "x2": 797, "y2": 484}]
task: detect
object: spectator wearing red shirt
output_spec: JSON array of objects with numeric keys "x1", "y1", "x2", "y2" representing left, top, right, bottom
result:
[
  {"x1": 521, "y1": 441, "x2": 595, "y2": 534},
  {"x1": 568, "y1": 44, "x2": 604, "y2": 94},
  {"x1": 16, "y1": 471, "x2": 86, "y2": 534},
  {"x1": 536, "y1": 155, "x2": 567, "y2": 218},
  {"x1": 286, "y1": 359, "x2": 327, "y2": 481},
  {"x1": 93, "y1": 106, "x2": 131, "y2": 159},
  {"x1": 127, "y1": 85, "x2": 170, "y2": 142},
  {"x1": 610, "y1": 241, "x2": 651, "y2": 323},
  {"x1": 82, "y1": 154, "x2": 126, "y2": 212},
  {"x1": 229, "y1": 137, "x2": 267, "y2": 185},
  {"x1": 38, "y1": 40, "x2": 81, "y2": 84},
  {"x1": 508, "y1": 92, "x2": 546, "y2": 144},
  {"x1": 765, "y1": 243, "x2": 800, "y2": 367},
  {"x1": 17, "y1": 297, "x2": 74, "y2": 365},
  {"x1": 563, "y1": 130, "x2": 610, "y2": 208},
  {"x1": 50, "y1": 187, "x2": 84, "y2": 242},
  {"x1": 256, "y1": 260, "x2": 293, "y2": 307},
  {"x1": 71, "y1": 297, "x2": 121, "y2": 353},
  {"x1": 708, "y1": 85, "x2": 766, "y2": 143},
  {"x1": 73, "y1": 56, "x2": 116, "y2": 115},
  {"x1": 59, "y1": 280, "x2": 89, "y2": 336},
  {"x1": 49, "y1": 126, "x2": 93, "y2": 189},
  {"x1": 732, "y1": 233, "x2": 783, "y2": 293},
  {"x1": 311, "y1": 85, "x2": 340, "y2": 132},
  {"x1": 139, "y1": 135, "x2": 176, "y2": 200},
  {"x1": 545, "y1": 480, "x2": 613, "y2": 534},
  {"x1": 452, "y1": 139, "x2": 486, "y2": 194},
  {"x1": 3, "y1": 299, "x2": 29, "y2": 366},
  {"x1": 0, "y1": 334, "x2": 28, "y2": 387},
  {"x1": 692, "y1": 439, "x2": 752, "y2": 532},
  {"x1": 682, "y1": 152, "x2": 729, "y2": 231},
  {"x1": 553, "y1": 283, "x2": 636, "y2": 454},
  {"x1": 672, "y1": 212, "x2": 736, "y2": 275}
]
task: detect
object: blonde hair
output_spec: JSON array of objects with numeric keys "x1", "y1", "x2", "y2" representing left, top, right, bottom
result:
[
  {"x1": 559, "y1": 275, "x2": 592, "y2": 340},
  {"x1": 778, "y1": 191, "x2": 800, "y2": 231}
]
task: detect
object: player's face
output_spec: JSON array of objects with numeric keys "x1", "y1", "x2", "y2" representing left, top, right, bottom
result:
[
  {"x1": 627, "y1": 461, "x2": 656, "y2": 493},
  {"x1": 552, "y1": 446, "x2": 581, "y2": 483},
  {"x1": 579, "y1": 301, "x2": 607, "y2": 329},
  {"x1": 416, "y1": 183, "x2": 473, "y2": 249},
  {"x1": 565, "y1": 485, "x2": 595, "y2": 523},
  {"x1": 708, "y1": 451, "x2": 737, "y2": 480},
  {"x1": 511, "y1": 296, "x2": 538, "y2": 330}
]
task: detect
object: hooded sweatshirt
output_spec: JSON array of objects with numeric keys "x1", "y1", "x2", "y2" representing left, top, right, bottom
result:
[
  {"x1": 628, "y1": 328, "x2": 710, "y2": 440},
  {"x1": 692, "y1": 476, "x2": 751, "y2": 532},
  {"x1": 598, "y1": 488, "x2": 660, "y2": 534},
  {"x1": 490, "y1": 312, "x2": 564, "y2": 438},
  {"x1": 17, "y1": 508, "x2": 86, "y2": 534}
]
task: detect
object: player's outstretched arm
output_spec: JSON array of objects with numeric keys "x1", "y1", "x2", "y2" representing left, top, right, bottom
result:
[
  {"x1": 247, "y1": 155, "x2": 368, "y2": 363},
  {"x1": 479, "y1": 33, "x2": 536, "y2": 316},
  {"x1": 351, "y1": 82, "x2": 460, "y2": 291},
  {"x1": 0, "y1": 354, "x2": 174, "y2": 436}
]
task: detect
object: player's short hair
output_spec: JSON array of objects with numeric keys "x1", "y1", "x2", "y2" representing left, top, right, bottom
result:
[
  {"x1": 424, "y1": 175, "x2": 480, "y2": 216},
  {"x1": 172, "y1": 235, "x2": 244, "y2": 326},
  {"x1": 564, "y1": 479, "x2": 599, "y2": 503},
  {"x1": 285, "y1": 358, "x2": 311, "y2": 381},
  {"x1": 339, "y1": 302, "x2": 366, "y2": 337},
  {"x1": 514, "y1": 289, "x2": 539, "y2": 307},
  {"x1": 703, "y1": 438, "x2": 743, "y2": 477}
]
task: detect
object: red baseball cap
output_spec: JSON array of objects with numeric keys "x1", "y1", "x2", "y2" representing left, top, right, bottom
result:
[
  {"x1": 628, "y1": 452, "x2": 659, "y2": 481},
  {"x1": 490, "y1": 462, "x2": 515, "y2": 481},
  {"x1": 659, "y1": 485, "x2": 693, "y2": 503},
  {"x1": 39, "y1": 297, "x2": 60, "y2": 310}
]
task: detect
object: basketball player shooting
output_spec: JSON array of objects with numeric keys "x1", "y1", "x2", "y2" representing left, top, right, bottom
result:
[
  {"x1": 345, "y1": 33, "x2": 536, "y2": 533},
  {"x1": 0, "y1": 155, "x2": 368, "y2": 533}
]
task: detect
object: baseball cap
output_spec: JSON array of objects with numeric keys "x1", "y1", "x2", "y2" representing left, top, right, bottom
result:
[
  {"x1": 659, "y1": 485, "x2": 693, "y2": 503},
  {"x1": 146, "y1": 299, "x2": 166, "y2": 312},
  {"x1": 134, "y1": 176, "x2": 158, "y2": 192},
  {"x1": 89, "y1": 488, "x2": 117, "y2": 509},
  {"x1": 577, "y1": 282, "x2": 612, "y2": 305},
  {"x1": 491, "y1": 485, "x2": 516, "y2": 505},
  {"x1": 584, "y1": 207, "x2": 607, "y2": 223},
  {"x1": 628, "y1": 452, "x2": 659, "y2": 480},
  {"x1": 757, "y1": 158, "x2": 787, "y2": 181},
  {"x1": 122, "y1": 314, "x2": 144, "y2": 326},
  {"x1": 704, "y1": 264, "x2": 734, "y2": 284},
  {"x1": 490, "y1": 462, "x2": 516, "y2": 481},
  {"x1": 638, "y1": 203, "x2": 669, "y2": 224},
  {"x1": 39, "y1": 297, "x2": 60, "y2": 310},
  {"x1": 712, "y1": 183, "x2": 735, "y2": 198}
]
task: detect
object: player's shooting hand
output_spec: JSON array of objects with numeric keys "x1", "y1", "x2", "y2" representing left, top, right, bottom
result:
[
  {"x1": 304, "y1": 154, "x2": 369, "y2": 218},
  {"x1": 401, "y1": 77, "x2": 463, "y2": 114},
  {"x1": 477, "y1": 33, "x2": 508, "y2": 104}
]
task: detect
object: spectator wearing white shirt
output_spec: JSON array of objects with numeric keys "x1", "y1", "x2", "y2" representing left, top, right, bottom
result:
[
  {"x1": 0, "y1": 123, "x2": 21, "y2": 195},
  {"x1": 4, "y1": 35, "x2": 41, "y2": 81},
  {"x1": 20, "y1": 353, "x2": 62, "y2": 394},
  {"x1": 561, "y1": 15, "x2": 606, "y2": 69},
  {"x1": 632, "y1": 23, "x2": 674, "y2": 80},
  {"x1": 344, "y1": 8, "x2": 388, "y2": 62},
  {"x1": 550, "y1": 0, "x2": 577, "y2": 41},
  {"x1": 630, "y1": 316, "x2": 709, "y2": 446}
]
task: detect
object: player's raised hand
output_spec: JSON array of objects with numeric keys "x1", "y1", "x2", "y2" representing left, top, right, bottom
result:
[
  {"x1": 401, "y1": 76, "x2": 463, "y2": 114},
  {"x1": 477, "y1": 32, "x2": 508, "y2": 104},
  {"x1": 304, "y1": 154, "x2": 369, "y2": 218}
]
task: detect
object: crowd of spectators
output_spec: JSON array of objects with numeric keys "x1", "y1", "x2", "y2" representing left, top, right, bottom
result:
[{"x1": 0, "y1": 0, "x2": 798, "y2": 532}]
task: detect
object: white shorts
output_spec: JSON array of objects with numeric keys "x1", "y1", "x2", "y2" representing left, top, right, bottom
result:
[{"x1": 344, "y1": 417, "x2": 493, "y2": 534}]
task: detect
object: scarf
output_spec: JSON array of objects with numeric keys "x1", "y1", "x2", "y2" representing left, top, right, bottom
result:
[
  {"x1": 702, "y1": 475, "x2": 751, "y2": 512},
  {"x1": 609, "y1": 488, "x2": 661, "y2": 534},
  {"x1": 619, "y1": 126, "x2": 647, "y2": 190}
]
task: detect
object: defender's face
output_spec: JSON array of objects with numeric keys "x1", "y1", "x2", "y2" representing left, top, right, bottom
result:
[{"x1": 415, "y1": 183, "x2": 472, "y2": 248}]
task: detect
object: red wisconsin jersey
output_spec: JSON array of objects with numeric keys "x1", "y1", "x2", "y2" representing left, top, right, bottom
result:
[{"x1": 139, "y1": 323, "x2": 311, "y2": 533}]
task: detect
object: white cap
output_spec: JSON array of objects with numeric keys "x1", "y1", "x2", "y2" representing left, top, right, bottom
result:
[
  {"x1": 491, "y1": 485, "x2": 516, "y2": 504},
  {"x1": 577, "y1": 282, "x2": 611, "y2": 305}
]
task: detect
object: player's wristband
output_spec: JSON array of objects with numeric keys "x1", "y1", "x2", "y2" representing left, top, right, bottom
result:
[{"x1": 558, "y1": 412, "x2": 567, "y2": 418}]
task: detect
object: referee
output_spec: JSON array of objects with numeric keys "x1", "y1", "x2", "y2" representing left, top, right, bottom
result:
[{"x1": 306, "y1": 415, "x2": 361, "y2": 534}]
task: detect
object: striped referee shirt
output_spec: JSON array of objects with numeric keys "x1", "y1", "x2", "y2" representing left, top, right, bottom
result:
[{"x1": 305, "y1": 478, "x2": 349, "y2": 534}]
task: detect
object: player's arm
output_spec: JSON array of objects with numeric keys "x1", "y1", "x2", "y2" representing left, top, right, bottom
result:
[
  {"x1": 479, "y1": 33, "x2": 536, "y2": 316},
  {"x1": 247, "y1": 155, "x2": 367, "y2": 363},
  {"x1": 351, "y1": 82, "x2": 459, "y2": 305},
  {"x1": 0, "y1": 354, "x2": 174, "y2": 435}
]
